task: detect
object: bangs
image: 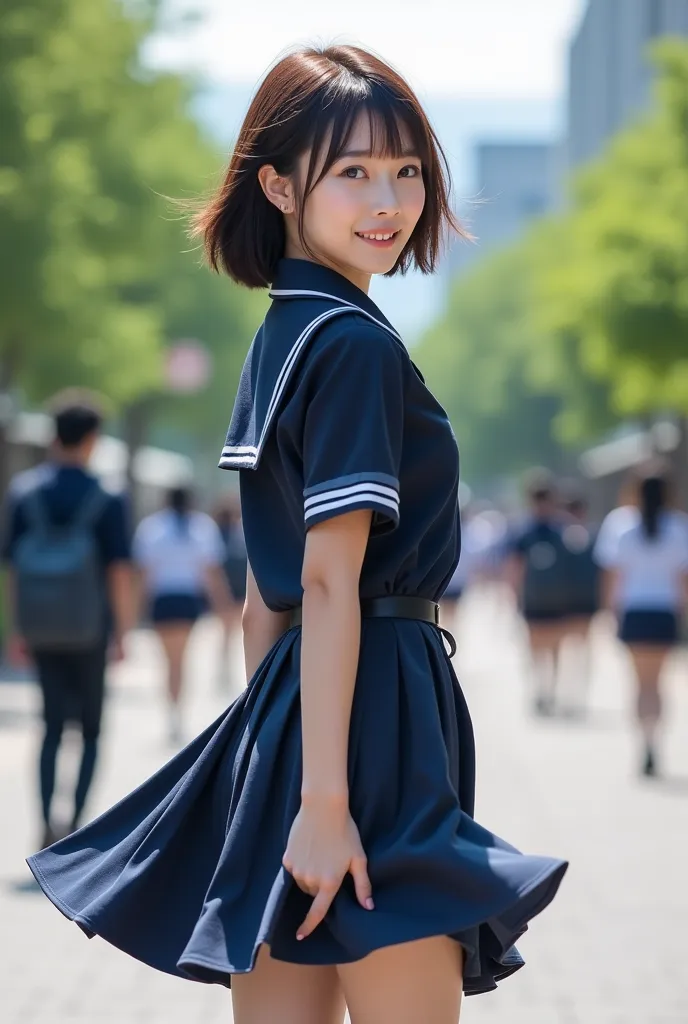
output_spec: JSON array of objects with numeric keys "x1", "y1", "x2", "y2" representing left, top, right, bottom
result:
[{"x1": 304, "y1": 83, "x2": 435, "y2": 194}]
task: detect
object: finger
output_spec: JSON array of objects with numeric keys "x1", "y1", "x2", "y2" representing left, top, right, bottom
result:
[
  {"x1": 297, "y1": 884, "x2": 337, "y2": 940},
  {"x1": 350, "y1": 855, "x2": 374, "y2": 910}
]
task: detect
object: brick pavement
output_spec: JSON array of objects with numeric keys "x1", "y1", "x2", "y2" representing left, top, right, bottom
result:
[{"x1": 1, "y1": 589, "x2": 687, "y2": 1023}]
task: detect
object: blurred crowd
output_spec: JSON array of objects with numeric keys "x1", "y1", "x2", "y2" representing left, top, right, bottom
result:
[
  {"x1": 2, "y1": 390, "x2": 687, "y2": 854},
  {"x1": 442, "y1": 464, "x2": 688, "y2": 780}
]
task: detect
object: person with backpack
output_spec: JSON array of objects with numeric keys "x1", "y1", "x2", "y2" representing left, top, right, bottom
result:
[
  {"x1": 2, "y1": 391, "x2": 133, "y2": 848},
  {"x1": 505, "y1": 470, "x2": 570, "y2": 716}
]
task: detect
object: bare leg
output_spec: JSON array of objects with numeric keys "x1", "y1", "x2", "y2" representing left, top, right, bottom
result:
[
  {"x1": 232, "y1": 944, "x2": 345, "y2": 1024},
  {"x1": 155, "y1": 623, "x2": 193, "y2": 742},
  {"x1": 338, "y1": 935, "x2": 464, "y2": 1024},
  {"x1": 627, "y1": 645, "x2": 668, "y2": 776},
  {"x1": 527, "y1": 621, "x2": 563, "y2": 715}
]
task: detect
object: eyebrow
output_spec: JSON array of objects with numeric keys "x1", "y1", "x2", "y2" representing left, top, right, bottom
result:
[{"x1": 336, "y1": 148, "x2": 420, "y2": 159}]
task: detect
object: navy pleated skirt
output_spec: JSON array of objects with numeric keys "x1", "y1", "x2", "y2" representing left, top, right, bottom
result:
[{"x1": 27, "y1": 619, "x2": 567, "y2": 996}]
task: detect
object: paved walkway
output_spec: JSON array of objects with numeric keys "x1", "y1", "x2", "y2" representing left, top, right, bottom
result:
[{"x1": 1, "y1": 587, "x2": 687, "y2": 1022}]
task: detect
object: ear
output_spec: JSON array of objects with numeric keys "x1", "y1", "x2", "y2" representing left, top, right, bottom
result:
[{"x1": 257, "y1": 165, "x2": 295, "y2": 215}]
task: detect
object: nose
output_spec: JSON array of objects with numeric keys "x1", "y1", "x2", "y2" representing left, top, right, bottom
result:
[{"x1": 370, "y1": 173, "x2": 401, "y2": 217}]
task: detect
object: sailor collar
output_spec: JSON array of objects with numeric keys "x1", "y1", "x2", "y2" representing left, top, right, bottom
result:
[{"x1": 219, "y1": 259, "x2": 404, "y2": 471}]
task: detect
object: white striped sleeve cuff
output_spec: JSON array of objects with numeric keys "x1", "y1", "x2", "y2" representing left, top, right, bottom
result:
[{"x1": 303, "y1": 473, "x2": 400, "y2": 532}]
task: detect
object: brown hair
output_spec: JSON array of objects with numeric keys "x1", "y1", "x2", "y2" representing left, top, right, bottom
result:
[{"x1": 193, "y1": 44, "x2": 462, "y2": 288}]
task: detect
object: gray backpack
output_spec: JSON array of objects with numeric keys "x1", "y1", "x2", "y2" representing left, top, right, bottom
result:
[{"x1": 14, "y1": 486, "x2": 108, "y2": 650}]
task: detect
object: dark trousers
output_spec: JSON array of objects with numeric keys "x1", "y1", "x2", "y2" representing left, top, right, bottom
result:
[{"x1": 32, "y1": 644, "x2": 107, "y2": 828}]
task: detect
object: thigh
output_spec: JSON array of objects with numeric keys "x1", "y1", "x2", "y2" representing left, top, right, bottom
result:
[
  {"x1": 527, "y1": 619, "x2": 561, "y2": 653},
  {"x1": 231, "y1": 944, "x2": 345, "y2": 1024},
  {"x1": 74, "y1": 646, "x2": 107, "y2": 737},
  {"x1": 627, "y1": 644, "x2": 669, "y2": 685},
  {"x1": 338, "y1": 935, "x2": 464, "y2": 1024},
  {"x1": 155, "y1": 623, "x2": 193, "y2": 664},
  {"x1": 33, "y1": 652, "x2": 70, "y2": 733}
]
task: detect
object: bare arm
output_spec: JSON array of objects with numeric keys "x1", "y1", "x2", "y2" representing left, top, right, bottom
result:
[
  {"x1": 680, "y1": 571, "x2": 688, "y2": 615},
  {"x1": 503, "y1": 553, "x2": 524, "y2": 601},
  {"x1": 600, "y1": 567, "x2": 619, "y2": 613},
  {"x1": 106, "y1": 562, "x2": 136, "y2": 645},
  {"x1": 281, "y1": 509, "x2": 374, "y2": 940},
  {"x1": 242, "y1": 560, "x2": 290, "y2": 682},
  {"x1": 3, "y1": 567, "x2": 27, "y2": 664},
  {"x1": 299, "y1": 509, "x2": 371, "y2": 799},
  {"x1": 203, "y1": 564, "x2": 233, "y2": 619}
]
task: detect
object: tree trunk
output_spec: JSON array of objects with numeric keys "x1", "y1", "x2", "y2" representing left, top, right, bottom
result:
[
  {"x1": 0, "y1": 348, "x2": 20, "y2": 504},
  {"x1": 671, "y1": 414, "x2": 688, "y2": 512},
  {"x1": 121, "y1": 397, "x2": 152, "y2": 522}
]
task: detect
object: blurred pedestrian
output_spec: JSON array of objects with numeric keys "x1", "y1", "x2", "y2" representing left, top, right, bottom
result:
[
  {"x1": 558, "y1": 487, "x2": 601, "y2": 715},
  {"x1": 505, "y1": 470, "x2": 569, "y2": 715},
  {"x1": 594, "y1": 466, "x2": 688, "y2": 777},
  {"x1": 212, "y1": 492, "x2": 247, "y2": 689},
  {"x1": 2, "y1": 390, "x2": 133, "y2": 848},
  {"x1": 133, "y1": 487, "x2": 231, "y2": 744}
]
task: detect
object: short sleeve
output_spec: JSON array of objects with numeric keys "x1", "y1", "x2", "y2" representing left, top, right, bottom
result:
[
  {"x1": 593, "y1": 511, "x2": 622, "y2": 569},
  {"x1": 301, "y1": 325, "x2": 404, "y2": 533},
  {"x1": 673, "y1": 514, "x2": 688, "y2": 571},
  {"x1": 95, "y1": 493, "x2": 132, "y2": 565}
]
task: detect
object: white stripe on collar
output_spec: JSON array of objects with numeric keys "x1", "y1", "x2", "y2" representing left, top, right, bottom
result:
[
  {"x1": 269, "y1": 288, "x2": 403, "y2": 343},
  {"x1": 221, "y1": 298, "x2": 403, "y2": 470}
]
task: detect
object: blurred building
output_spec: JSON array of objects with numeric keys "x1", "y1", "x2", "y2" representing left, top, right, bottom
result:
[
  {"x1": 567, "y1": 0, "x2": 688, "y2": 168},
  {"x1": 449, "y1": 141, "x2": 557, "y2": 274}
]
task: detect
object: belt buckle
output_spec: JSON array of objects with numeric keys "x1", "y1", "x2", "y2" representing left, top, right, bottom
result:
[{"x1": 433, "y1": 602, "x2": 440, "y2": 625}]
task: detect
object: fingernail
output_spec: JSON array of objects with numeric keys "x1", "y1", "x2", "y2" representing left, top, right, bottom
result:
[
  {"x1": 366, "y1": 898, "x2": 374, "y2": 910},
  {"x1": 296, "y1": 934, "x2": 304, "y2": 941}
]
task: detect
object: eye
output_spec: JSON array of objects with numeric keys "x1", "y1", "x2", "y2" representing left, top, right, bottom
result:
[
  {"x1": 341, "y1": 166, "x2": 366, "y2": 179},
  {"x1": 398, "y1": 164, "x2": 421, "y2": 178}
]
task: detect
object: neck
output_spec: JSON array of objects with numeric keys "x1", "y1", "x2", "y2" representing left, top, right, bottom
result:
[
  {"x1": 283, "y1": 241, "x2": 371, "y2": 294},
  {"x1": 53, "y1": 449, "x2": 89, "y2": 468}
]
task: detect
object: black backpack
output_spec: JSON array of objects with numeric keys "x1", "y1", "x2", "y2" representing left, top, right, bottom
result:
[
  {"x1": 14, "y1": 486, "x2": 108, "y2": 650},
  {"x1": 521, "y1": 525, "x2": 570, "y2": 617}
]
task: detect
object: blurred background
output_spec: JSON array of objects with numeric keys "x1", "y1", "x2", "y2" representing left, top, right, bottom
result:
[{"x1": 1, "y1": 1, "x2": 688, "y2": 1022}]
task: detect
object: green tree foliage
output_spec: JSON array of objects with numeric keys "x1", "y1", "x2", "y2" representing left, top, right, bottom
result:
[
  {"x1": 535, "y1": 40, "x2": 688, "y2": 419},
  {"x1": 0, "y1": 0, "x2": 256, "y2": 435},
  {"x1": 416, "y1": 245, "x2": 569, "y2": 484}
]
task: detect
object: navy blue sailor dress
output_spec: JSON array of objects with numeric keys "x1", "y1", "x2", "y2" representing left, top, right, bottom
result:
[{"x1": 27, "y1": 258, "x2": 567, "y2": 996}]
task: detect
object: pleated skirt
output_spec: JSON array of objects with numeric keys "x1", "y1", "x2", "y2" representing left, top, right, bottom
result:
[{"x1": 27, "y1": 619, "x2": 567, "y2": 996}]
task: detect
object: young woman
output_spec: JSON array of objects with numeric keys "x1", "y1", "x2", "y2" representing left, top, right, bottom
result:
[
  {"x1": 595, "y1": 466, "x2": 688, "y2": 777},
  {"x1": 133, "y1": 487, "x2": 231, "y2": 743},
  {"x1": 27, "y1": 46, "x2": 567, "y2": 1023}
]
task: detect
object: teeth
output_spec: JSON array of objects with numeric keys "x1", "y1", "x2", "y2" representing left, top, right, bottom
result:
[{"x1": 359, "y1": 232, "x2": 396, "y2": 240}]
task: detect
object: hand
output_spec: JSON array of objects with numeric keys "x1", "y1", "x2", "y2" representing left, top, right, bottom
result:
[
  {"x1": 6, "y1": 633, "x2": 28, "y2": 667},
  {"x1": 282, "y1": 796, "x2": 373, "y2": 941}
]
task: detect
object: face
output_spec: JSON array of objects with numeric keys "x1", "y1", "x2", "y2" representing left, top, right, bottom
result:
[{"x1": 286, "y1": 114, "x2": 426, "y2": 292}]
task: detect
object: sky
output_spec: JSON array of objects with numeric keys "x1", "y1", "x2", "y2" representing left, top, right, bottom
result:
[
  {"x1": 148, "y1": 0, "x2": 588, "y2": 337},
  {"x1": 151, "y1": 0, "x2": 586, "y2": 100}
]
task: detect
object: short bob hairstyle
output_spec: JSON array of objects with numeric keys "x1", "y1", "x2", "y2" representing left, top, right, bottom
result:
[{"x1": 194, "y1": 45, "x2": 462, "y2": 289}]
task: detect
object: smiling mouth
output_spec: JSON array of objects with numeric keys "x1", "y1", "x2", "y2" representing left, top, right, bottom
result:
[{"x1": 355, "y1": 230, "x2": 402, "y2": 245}]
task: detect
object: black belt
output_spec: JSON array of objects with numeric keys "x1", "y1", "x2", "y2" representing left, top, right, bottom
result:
[{"x1": 289, "y1": 595, "x2": 456, "y2": 658}]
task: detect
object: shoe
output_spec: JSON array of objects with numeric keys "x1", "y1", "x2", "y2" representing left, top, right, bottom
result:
[
  {"x1": 533, "y1": 694, "x2": 554, "y2": 717},
  {"x1": 641, "y1": 746, "x2": 658, "y2": 778}
]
